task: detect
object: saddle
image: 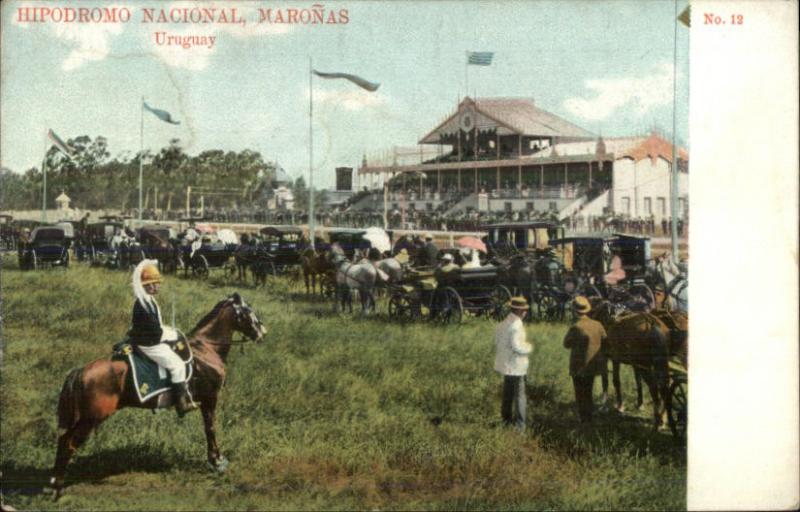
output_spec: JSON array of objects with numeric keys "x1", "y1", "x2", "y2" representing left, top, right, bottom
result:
[{"x1": 112, "y1": 337, "x2": 194, "y2": 405}]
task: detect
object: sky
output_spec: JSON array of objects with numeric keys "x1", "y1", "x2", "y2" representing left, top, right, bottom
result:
[{"x1": 1, "y1": 0, "x2": 689, "y2": 189}]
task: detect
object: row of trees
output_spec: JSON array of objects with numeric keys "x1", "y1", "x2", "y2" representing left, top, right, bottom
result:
[{"x1": 0, "y1": 136, "x2": 321, "y2": 213}]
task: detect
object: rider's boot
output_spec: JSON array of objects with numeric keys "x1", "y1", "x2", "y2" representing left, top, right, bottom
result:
[{"x1": 173, "y1": 382, "x2": 199, "y2": 417}]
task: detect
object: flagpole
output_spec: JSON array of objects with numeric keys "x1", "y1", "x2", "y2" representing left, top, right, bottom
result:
[
  {"x1": 670, "y1": 0, "x2": 679, "y2": 262},
  {"x1": 41, "y1": 128, "x2": 48, "y2": 223},
  {"x1": 465, "y1": 51, "x2": 469, "y2": 98},
  {"x1": 308, "y1": 57, "x2": 316, "y2": 249},
  {"x1": 139, "y1": 96, "x2": 145, "y2": 222}
]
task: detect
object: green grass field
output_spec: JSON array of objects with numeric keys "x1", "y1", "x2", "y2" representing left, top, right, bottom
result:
[{"x1": 1, "y1": 255, "x2": 685, "y2": 510}]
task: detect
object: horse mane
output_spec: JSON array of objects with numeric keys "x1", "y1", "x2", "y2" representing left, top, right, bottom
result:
[{"x1": 189, "y1": 298, "x2": 233, "y2": 336}]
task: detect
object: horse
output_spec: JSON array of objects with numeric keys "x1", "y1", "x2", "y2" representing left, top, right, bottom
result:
[
  {"x1": 589, "y1": 300, "x2": 673, "y2": 429},
  {"x1": 649, "y1": 252, "x2": 688, "y2": 313},
  {"x1": 327, "y1": 244, "x2": 383, "y2": 314},
  {"x1": 301, "y1": 246, "x2": 333, "y2": 295},
  {"x1": 50, "y1": 293, "x2": 266, "y2": 500}
]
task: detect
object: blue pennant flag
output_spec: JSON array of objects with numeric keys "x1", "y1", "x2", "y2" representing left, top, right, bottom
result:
[
  {"x1": 312, "y1": 70, "x2": 380, "y2": 92},
  {"x1": 467, "y1": 51, "x2": 494, "y2": 66},
  {"x1": 143, "y1": 102, "x2": 180, "y2": 125}
]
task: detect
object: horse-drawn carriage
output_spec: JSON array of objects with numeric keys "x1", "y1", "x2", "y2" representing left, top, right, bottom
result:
[
  {"x1": 484, "y1": 221, "x2": 565, "y2": 258},
  {"x1": 258, "y1": 225, "x2": 307, "y2": 273},
  {"x1": 181, "y1": 228, "x2": 238, "y2": 280},
  {"x1": 547, "y1": 233, "x2": 655, "y2": 314},
  {"x1": 19, "y1": 225, "x2": 71, "y2": 270},
  {"x1": 138, "y1": 224, "x2": 181, "y2": 273},
  {"x1": 387, "y1": 264, "x2": 511, "y2": 324},
  {"x1": 82, "y1": 218, "x2": 143, "y2": 268},
  {"x1": 326, "y1": 229, "x2": 373, "y2": 260}
]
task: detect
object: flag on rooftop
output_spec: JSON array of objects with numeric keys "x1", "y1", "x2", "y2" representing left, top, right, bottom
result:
[
  {"x1": 143, "y1": 102, "x2": 181, "y2": 124},
  {"x1": 47, "y1": 129, "x2": 74, "y2": 159},
  {"x1": 312, "y1": 70, "x2": 380, "y2": 92},
  {"x1": 467, "y1": 51, "x2": 494, "y2": 66}
]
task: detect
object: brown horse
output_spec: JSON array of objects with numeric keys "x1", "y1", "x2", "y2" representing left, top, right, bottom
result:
[
  {"x1": 50, "y1": 293, "x2": 266, "y2": 499},
  {"x1": 590, "y1": 300, "x2": 674, "y2": 429},
  {"x1": 301, "y1": 247, "x2": 333, "y2": 295}
]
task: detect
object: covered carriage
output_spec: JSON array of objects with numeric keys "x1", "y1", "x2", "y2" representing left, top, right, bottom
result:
[
  {"x1": 19, "y1": 226, "x2": 70, "y2": 270},
  {"x1": 483, "y1": 221, "x2": 565, "y2": 258},
  {"x1": 182, "y1": 229, "x2": 238, "y2": 279},
  {"x1": 387, "y1": 264, "x2": 510, "y2": 324},
  {"x1": 257, "y1": 225, "x2": 308, "y2": 273}
]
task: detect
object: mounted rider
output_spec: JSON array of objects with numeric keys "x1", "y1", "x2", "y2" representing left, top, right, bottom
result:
[{"x1": 129, "y1": 260, "x2": 198, "y2": 417}]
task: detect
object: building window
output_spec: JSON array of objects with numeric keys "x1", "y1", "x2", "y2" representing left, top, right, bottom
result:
[
  {"x1": 622, "y1": 197, "x2": 631, "y2": 215},
  {"x1": 644, "y1": 197, "x2": 652, "y2": 215},
  {"x1": 657, "y1": 197, "x2": 666, "y2": 215},
  {"x1": 526, "y1": 202, "x2": 534, "y2": 211}
]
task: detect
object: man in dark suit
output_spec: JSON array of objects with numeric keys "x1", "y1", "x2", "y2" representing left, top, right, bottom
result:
[{"x1": 563, "y1": 296, "x2": 607, "y2": 423}]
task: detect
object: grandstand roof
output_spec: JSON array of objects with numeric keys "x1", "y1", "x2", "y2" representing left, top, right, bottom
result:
[
  {"x1": 527, "y1": 133, "x2": 689, "y2": 164},
  {"x1": 419, "y1": 97, "x2": 594, "y2": 143}
]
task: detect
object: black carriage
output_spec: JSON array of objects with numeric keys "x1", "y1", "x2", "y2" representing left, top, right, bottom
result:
[
  {"x1": 138, "y1": 224, "x2": 181, "y2": 273},
  {"x1": 258, "y1": 225, "x2": 308, "y2": 272},
  {"x1": 326, "y1": 229, "x2": 372, "y2": 260},
  {"x1": 184, "y1": 232, "x2": 237, "y2": 279},
  {"x1": 667, "y1": 359, "x2": 687, "y2": 440},
  {"x1": 83, "y1": 221, "x2": 124, "y2": 266},
  {"x1": 548, "y1": 233, "x2": 655, "y2": 312},
  {"x1": 484, "y1": 221, "x2": 565, "y2": 258},
  {"x1": 387, "y1": 265, "x2": 511, "y2": 324},
  {"x1": 19, "y1": 226, "x2": 70, "y2": 270}
]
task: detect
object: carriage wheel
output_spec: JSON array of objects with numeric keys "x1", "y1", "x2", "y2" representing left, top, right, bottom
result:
[
  {"x1": 536, "y1": 294, "x2": 559, "y2": 322},
  {"x1": 490, "y1": 285, "x2": 512, "y2": 321},
  {"x1": 667, "y1": 377, "x2": 688, "y2": 440},
  {"x1": 321, "y1": 274, "x2": 336, "y2": 298},
  {"x1": 438, "y1": 287, "x2": 463, "y2": 324},
  {"x1": 629, "y1": 284, "x2": 656, "y2": 311},
  {"x1": 388, "y1": 293, "x2": 418, "y2": 322},
  {"x1": 192, "y1": 255, "x2": 210, "y2": 279}
]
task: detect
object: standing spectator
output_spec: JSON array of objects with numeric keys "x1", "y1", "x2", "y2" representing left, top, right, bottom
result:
[
  {"x1": 416, "y1": 233, "x2": 439, "y2": 268},
  {"x1": 494, "y1": 297, "x2": 533, "y2": 432},
  {"x1": 563, "y1": 296, "x2": 607, "y2": 424},
  {"x1": 661, "y1": 218, "x2": 668, "y2": 236},
  {"x1": 677, "y1": 218, "x2": 684, "y2": 237}
]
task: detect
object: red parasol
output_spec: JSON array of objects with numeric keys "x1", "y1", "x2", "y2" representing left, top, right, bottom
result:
[{"x1": 457, "y1": 236, "x2": 487, "y2": 253}]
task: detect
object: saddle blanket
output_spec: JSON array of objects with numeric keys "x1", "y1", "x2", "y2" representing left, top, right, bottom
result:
[{"x1": 112, "y1": 340, "x2": 193, "y2": 403}]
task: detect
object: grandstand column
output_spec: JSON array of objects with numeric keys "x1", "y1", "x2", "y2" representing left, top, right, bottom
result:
[
  {"x1": 458, "y1": 169, "x2": 461, "y2": 191},
  {"x1": 474, "y1": 168, "x2": 478, "y2": 193},
  {"x1": 437, "y1": 169, "x2": 441, "y2": 193},
  {"x1": 518, "y1": 166, "x2": 522, "y2": 190},
  {"x1": 540, "y1": 165, "x2": 544, "y2": 195},
  {"x1": 564, "y1": 163, "x2": 568, "y2": 187},
  {"x1": 589, "y1": 161, "x2": 593, "y2": 188},
  {"x1": 496, "y1": 167, "x2": 500, "y2": 191}
]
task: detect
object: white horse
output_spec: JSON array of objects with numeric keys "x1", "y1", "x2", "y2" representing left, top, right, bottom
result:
[
  {"x1": 329, "y1": 244, "x2": 383, "y2": 314},
  {"x1": 653, "y1": 252, "x2": 688, "y2": 313}
]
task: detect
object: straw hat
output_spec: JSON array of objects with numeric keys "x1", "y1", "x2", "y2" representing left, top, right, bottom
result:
[
  {"x1": 508, "y1": 296, "x2": 529, "y2": 310},
  {"x1": 140, "y1": 264, "x2": 162, "y2": 285},
  {"x1": 572, "y1": 296, "x2": 591, "y2": 314}
]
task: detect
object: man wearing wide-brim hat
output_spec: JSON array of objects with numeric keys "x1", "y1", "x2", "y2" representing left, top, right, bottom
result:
[
  {"x1": 494, "y1": 296, "x2": 533, "y2": 432},
  {"x1": 563, "y1": 296, "x2": 607, "y2": 423}
]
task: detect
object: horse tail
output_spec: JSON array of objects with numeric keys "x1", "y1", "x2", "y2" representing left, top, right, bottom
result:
[{"x1": 57, "y1": 368, "x2": 84, "y2": 430}]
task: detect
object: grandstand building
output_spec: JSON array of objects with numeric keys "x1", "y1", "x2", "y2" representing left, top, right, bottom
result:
[{"x1": 355, "y1": 97, "x2": 688, "y2": 222}]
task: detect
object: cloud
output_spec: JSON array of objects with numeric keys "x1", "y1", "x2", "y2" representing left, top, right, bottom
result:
[
  {"x1": 312, "y1": 87, "x2": 388, "y2": 112},
  {"x1": 563, "y1": 63, "x2": 678, "y2": 121}
]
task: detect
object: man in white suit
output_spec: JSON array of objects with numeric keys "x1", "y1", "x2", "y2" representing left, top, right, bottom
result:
[{"x1": 494, "y1": 296, "x2": 533, "y2": 432}]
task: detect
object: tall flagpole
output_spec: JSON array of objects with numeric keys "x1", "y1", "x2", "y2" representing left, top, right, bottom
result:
[
  {"x1": 308, "y1": 57, "x2": 316, "y2": 248},
  {"x1": 670, "y1": 0, "x2": 680, "y2": 262},
  {"x1": 41, "y1": 129, "x2": 48, "y2": 223},
  {"x1": 138, "y1": 96, "x2": 145, "y2": 222},
  {"x1": 465, "y1": 51, "x2": 469, "y2": 98}
]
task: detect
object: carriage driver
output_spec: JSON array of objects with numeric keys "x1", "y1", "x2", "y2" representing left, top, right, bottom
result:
[{"x1": 129, "y1": 260, "x2": 198, "y2": 417}]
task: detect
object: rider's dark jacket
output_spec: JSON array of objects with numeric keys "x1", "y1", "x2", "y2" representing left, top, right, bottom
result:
[{"x1": 129, "y1": 300, "x2": 162, "y2": 347}]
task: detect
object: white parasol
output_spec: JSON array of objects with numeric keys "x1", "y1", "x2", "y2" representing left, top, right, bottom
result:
[{"x1": 363, "y1": 226, "x2": 391, "y2": 253}]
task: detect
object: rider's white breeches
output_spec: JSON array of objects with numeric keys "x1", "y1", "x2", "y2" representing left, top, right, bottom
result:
[{"x1": 138, "y1": 343, "x2": 186, "y2": 383}]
